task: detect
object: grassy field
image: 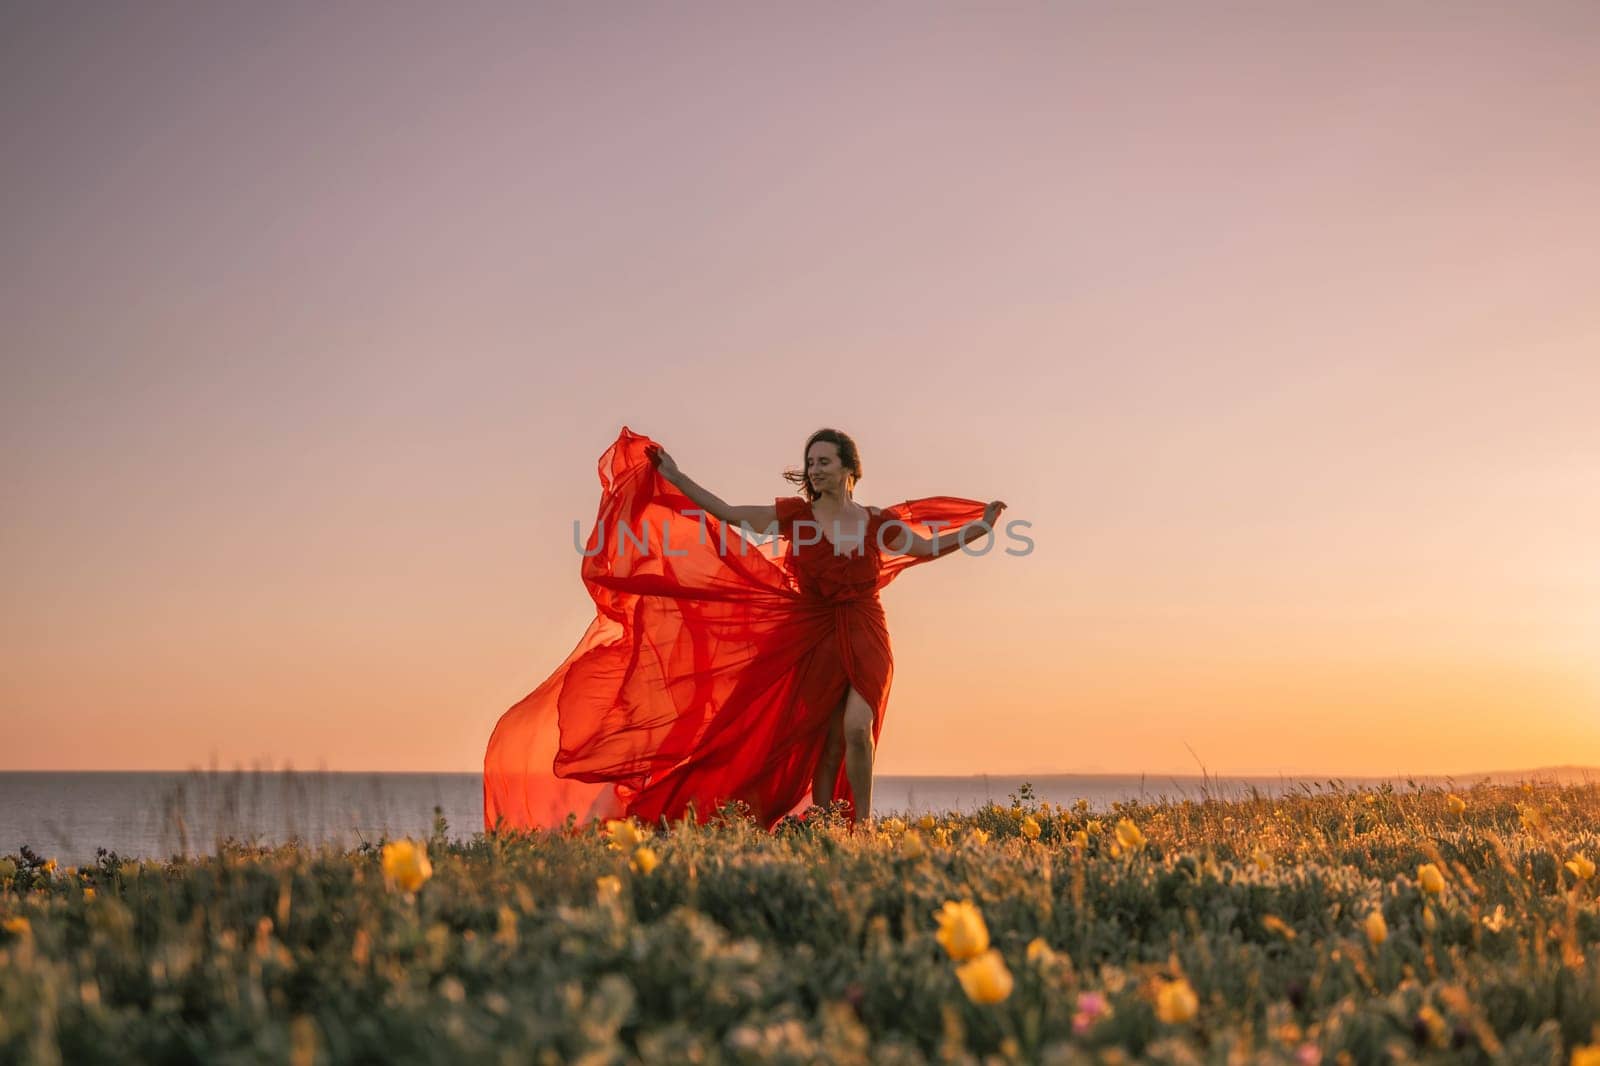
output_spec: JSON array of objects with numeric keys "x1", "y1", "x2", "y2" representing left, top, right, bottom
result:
[{"x1": 4, "y1": 782, "x2": 1600, "y2": 1064}]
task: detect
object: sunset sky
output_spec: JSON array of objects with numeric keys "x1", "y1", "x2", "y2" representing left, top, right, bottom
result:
[{"x1": 4, "y1": 4, "x2": 1597, "y2": 777}]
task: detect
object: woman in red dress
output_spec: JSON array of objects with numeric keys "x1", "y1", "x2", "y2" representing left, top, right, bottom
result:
[{"x1": 483, "y1": 426, "x2": 1006, "y2": 831}]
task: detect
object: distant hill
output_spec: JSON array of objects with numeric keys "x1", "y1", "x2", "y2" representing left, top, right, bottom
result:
[{"x1": 1447, "y1": 766, "x2": 1600, "y2": 785}]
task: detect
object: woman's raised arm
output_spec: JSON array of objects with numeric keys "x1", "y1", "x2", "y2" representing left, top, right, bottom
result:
[
  {"x1": 648, "y1": 446, "x2": 780, "y2": 534},
  {"x1": 882, "y1": 500, "x2": 1008, "y2": 557}
]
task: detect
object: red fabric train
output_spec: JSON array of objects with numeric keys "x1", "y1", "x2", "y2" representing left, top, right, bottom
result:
[{"x1": 483, "y1": 426, "x2": 989, "y2": 832}]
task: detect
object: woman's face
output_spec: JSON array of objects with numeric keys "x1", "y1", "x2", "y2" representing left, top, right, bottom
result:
[{"x1": 806, "y1": 441, "x2": 852, "y2": 496}]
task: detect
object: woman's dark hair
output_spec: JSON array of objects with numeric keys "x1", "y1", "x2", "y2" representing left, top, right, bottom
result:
[{"x1": 784, "y1": 428, "x2": 863, "y2": 502}]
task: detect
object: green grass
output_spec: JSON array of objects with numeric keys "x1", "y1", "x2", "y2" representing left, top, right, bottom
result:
[{"x1": 4, "y1": 783, "x2": 1600, "y2": 1063}]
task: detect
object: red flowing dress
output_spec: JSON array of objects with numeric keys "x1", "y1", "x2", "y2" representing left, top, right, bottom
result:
[{"x1": 483, "y1": 427, "x2": 990, "y2": 832}]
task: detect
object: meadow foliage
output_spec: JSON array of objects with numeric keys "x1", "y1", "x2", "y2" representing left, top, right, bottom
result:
[{"x1": 4, "y1": 783, "x2": 1600, "y2": 1063}]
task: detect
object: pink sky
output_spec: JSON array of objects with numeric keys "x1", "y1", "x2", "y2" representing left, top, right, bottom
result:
[{"x1": 4, "y1": 4, "x2": 1597, "y2": 776}]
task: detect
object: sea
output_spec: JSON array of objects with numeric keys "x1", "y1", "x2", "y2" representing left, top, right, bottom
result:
[{"x1": 0, "y1": 769, "x2": 1573, "y2": 865}]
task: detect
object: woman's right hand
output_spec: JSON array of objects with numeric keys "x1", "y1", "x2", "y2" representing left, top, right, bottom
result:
[{"x1": 647, "y1": 445, "x2": 680, "y2": 484}]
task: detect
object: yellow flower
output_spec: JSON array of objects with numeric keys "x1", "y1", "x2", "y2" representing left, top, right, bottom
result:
[
  {"x1": 1020, "y1": 816, "x2": 1041, "y2": 841},
  {"x1": 1417, "y1": 863, "x2": 1445, "y2": 897},
  {"x1": 1025, "y1": 937, "x2": 1055, "y2": 963},
  {"x1": 901, "y1": 831, "x2": 927, "y2": 860},
  {"x1": 630, "y1": 846, "x2": 658, "y2": 876},
  {"x1": 933, "y1": 900, "x2": 990, "y2": 961},
  {"x1": 1415, "y1": 1005, "x2": 1448, "y2": 1048},
  {"x1": 380, "y1": 840, "x2": 433, "y2": 894},
  {"x1": 1261, "y1": 914, "x2": 1296, "y2": 940},
  {"x1": 595, "y1": 875, "x2": 623, "y2": 902},
  {"x1": 968, "y1": 829, "x2": 990, "y2": 847},
  {"x1": 42, "y1": 860, "x2": 58, "y2": 875},
  {"x1": 1565, "y1": 855, "x2": 1596, "y2": 881},
  {"x1": 1446, "y1": 794, "x2": 1466, "y2": 816},
  {"x1": 1155, "y1": 978, "x2": 1199, "y2": 1024},
  {"x1": 2, "y1": 916, "x2": 31, "y2": 937},
  {"x1": 1481, "y1": 904, "x2": 1511, "y2": 932},
  {"x1": 1086, "y1": 819, "x2": 1104, "y2": 835},
  {"x1": 1114, "y1": 819, "x2": 1146, "y2": 850},
  {"x1": 955, "y1": 948, "x2": 1013, "y2": 1004},
  {"x1": 1365, "y1": 910, "x2": 1388, "y2": 946},
  {"x1": 880, "y1": 817, "x2": 907, "y2": 837},
  {"x1": 932, "y1": 827, "x2": 952, "y2": 848},
  {"x1": 605, "y1": 819, "x2": 646, "y2": 851},
  {"x1": 1070, "y1": 830, "x2": 1089, "y2": 850},
  {"x1": 83, "y1": 887, "x2": 96, "y2": 901},
  {"x1": 1422, "y1": 905, "x2": 1437, "y2": 932},
  {"x1": 918, "y1": 814, "x2": 937, "y2": 832},
  {"x1": 1520, "y1": 805, "x2": 1546, "y2": 831},
  {"x1": 1572, "y1": 1044, "x2": 1600, "y2": 1066},
  {"x1": 495, "y1": 905, "x2": 519, "y2": 947},
  {"x1": 1252, "y1": 848, "x2": 1272, "y2": 872}
]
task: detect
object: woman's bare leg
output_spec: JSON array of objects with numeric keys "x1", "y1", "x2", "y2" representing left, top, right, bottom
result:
[
  {"x1": 841, "y1": 687, "x2": 875, "y2": 824},
  {"x1": 812, "y1": 696, "x2": 846, "y2": 807}
]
